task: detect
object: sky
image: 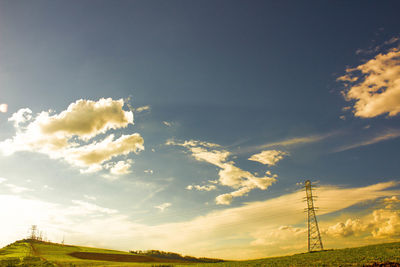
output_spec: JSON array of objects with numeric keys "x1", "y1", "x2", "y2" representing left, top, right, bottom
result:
[{"x1": 0, "y1": 0, "x2": 400, "y2": 260}]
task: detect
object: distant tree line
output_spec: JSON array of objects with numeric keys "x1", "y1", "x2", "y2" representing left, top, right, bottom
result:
[{"x1": 129, "y1": 250, "x2": 224, "y2": 263}]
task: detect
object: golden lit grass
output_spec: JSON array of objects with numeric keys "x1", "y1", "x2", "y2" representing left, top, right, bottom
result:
[
  {"x1": 3, "y1": 239, "x2": 400, "y2": 266},
  {"x1": 0, "y1": 240, "x2": 187, "y2": 266},
  {"x1": 177, "y1": 242, "x2": 400, "y2": 267}
]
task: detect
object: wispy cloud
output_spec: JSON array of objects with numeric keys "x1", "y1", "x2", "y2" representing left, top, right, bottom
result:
[
  {"x1": 259, "y1": 135, "x2": 328, "y2": 148},
  {"x1": 135, "y1": 105, "x2": 150, "y2": 113},
  {"x1": 334, "y1": 129, "x2": 400, "y2": 152},
  {"x1": 236, "y1": 133, "x2": 334, "y2": 155},
  {"x1": 168, "y1": 139, "x2": 278, "y2": 205},
  {"x1": 70, "y1": 200, "x2": 117, "y2": 215},
  {"x1": 154, "y1": 202, "x2": 171, "y2": 212},
  {"x1": 163, "y1": 121, "x2": 172, "y2": 127},
  {"x1": 248, "y1": 150, "x2": 288, "y2": 166}
]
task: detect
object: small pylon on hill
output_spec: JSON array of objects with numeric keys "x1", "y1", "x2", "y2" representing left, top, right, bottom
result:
[
  {"x1": 30, "y1": 225, "x2": 37, "y2": 240},
  {"x1": 305, "y1": 180, "x2": 323, "y2": 252}
]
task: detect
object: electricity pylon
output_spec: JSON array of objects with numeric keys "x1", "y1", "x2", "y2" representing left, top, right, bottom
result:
[
  {"x1": 30, "y1": 225, "x2": 37, "y2": 240},
  {"x1": 305, "y1": 180, "x2": 323, "y2": 252}
]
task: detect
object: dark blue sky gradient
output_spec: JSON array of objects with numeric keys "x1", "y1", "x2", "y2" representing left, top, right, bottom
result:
[{"x1": 1, "y1": 0, "x2": 400, "y2": 211}]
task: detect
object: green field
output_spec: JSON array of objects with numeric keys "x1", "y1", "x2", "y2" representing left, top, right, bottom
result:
[
  {"x1": 0, "y1": 239, "x2": 182, "y2": 266},
  {"x1": 175, "y1": 242, "x2": 400, "y2": 267},
  {"x1": 1, "y1": 239, "x2": 400, "y2": 266}
]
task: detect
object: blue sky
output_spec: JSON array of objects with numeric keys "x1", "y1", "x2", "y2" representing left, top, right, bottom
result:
[{"x1": 1, "y1": 0, "x2": 400, "y2": 259}]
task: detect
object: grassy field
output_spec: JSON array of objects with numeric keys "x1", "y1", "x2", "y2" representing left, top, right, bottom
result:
[
  {"x1": 0, "y1": 240, "x2": 183, "y2": 266},
  {"x1": 1, "y1": 239, "x2": 400, "y2": 266},
  {"x1": 176, "y1": 242, "x2": 400, "y2": 267}
]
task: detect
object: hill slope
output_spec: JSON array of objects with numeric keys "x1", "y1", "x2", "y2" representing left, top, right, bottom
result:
[
  {"x1": 177, "y1": 242, "x2": 400, "y2": 267},
  {"x1": 2, "y1": 240, "x2": 400, "y2": 266},
  {"x1": 0, "y1": 239, "x2": 189, "y2": 266}
]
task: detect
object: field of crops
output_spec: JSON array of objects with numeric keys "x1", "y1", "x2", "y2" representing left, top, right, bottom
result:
[{"x1": 1, "y1": 239, "x2": 400, "y2": 266}]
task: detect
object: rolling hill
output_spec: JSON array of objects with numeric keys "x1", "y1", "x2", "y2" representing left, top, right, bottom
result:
[
  {"x1": 0, "y1": 239, "x2": 190, "y2": 266},
  {"x1": 1, "y1": 239, "x2": 400, "y2": 266}
]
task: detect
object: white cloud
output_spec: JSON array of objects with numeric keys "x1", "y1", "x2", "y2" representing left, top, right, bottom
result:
[
  {"x1": 215, "y1": 193, "x2": 233, "y2": 205},
  {"x1": 163, "y1": 121, "x2": 172, "y2": 127},
  {"x1": 107, "y1": 160, "x2": 133, "y2": 175},
  {"x1": 154, "y1": 202, "x2": 171, "y2": 212},
  {"x1": 248, "y1": 150, "x2": 288, "y2": 166},
  {"x1": 135, "y1": 105, "x2": 150, "y2": 113},
  {"x1": 70, "y1": 200, "x2": 117, "y2": 215},
  {"x1": 324, "y1": 218, "x2": 369, "y2": 238},
  {"x1": 322, "y1": 204, "x2": 400, "y2": 240},
  {"x1": 216, "y1": 165, "x2": 277, "y2": 205},
  {"x1": 190, "y1": 147, "x2": 229, "y2": 168},
  {"x1": 0, "y1": 104, "x2": 8, "y2": 113},
  {"x1": 144, "y1": 169, "x2": 154, "y2": 174},
  {"x1": 67, "y1": 134, "x2": 143, "y2": 168},
  {"x1": 39, "y1": 98, "x2": 133, "y2": 140},
  {"x1": 339, "y1": 48, "x2": 400, "y2": 118},
  {"x1": 371, "y1": 209, "x2": 400, "y2": 238},
  {"x1": 169, "y1": 140, "x2": 278, "y2": 205},
  {"x1": 0, "y1": 98, "x2": 144, "y2": 175},
  {"x1": 186, "y1": 184, "x2": 217, "y2": 191},
  {"x1": 8, "y1": 108, "x2": 32, "y2": 127}
]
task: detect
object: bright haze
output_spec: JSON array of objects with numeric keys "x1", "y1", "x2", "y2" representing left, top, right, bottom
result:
[{"x1": 0, "y1": 0, "x2": 400, "y2": 260}]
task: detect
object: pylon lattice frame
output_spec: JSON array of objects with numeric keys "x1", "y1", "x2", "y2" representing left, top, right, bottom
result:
[{"x1": 305, "y1": 180, "x2": 323, "y2": 252}]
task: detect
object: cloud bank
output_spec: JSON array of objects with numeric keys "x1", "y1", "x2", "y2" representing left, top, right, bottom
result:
[{"x1": 0, "y1": 181, "x2": 397, "y2": 259}]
